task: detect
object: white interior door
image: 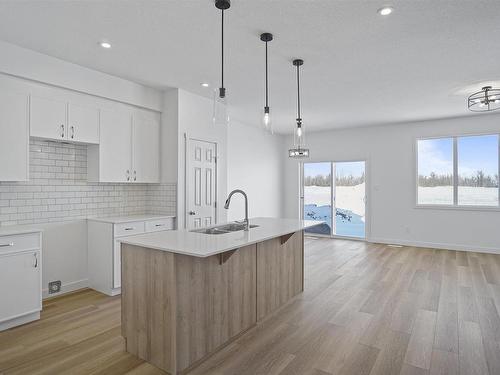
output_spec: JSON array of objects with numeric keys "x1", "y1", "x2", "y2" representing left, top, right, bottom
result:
[{"x1": 186, "y1": 139, "x2": 217, "y2": 229}]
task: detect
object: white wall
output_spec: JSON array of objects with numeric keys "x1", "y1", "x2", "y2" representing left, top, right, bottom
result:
[
  {"x1": 283, "y1": 113, "x2": 500, "y2": 253},
  {"x1": 227, "y1": 121, "x2": 285, "y2": 221}
]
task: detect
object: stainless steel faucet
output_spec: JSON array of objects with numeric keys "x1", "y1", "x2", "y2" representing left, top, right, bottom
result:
[{"x1": 224, "y1": 189, "x2": 249, "y2": 231}]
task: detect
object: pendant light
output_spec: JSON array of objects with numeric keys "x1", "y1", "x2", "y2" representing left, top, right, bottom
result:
[
  {"x1": 289, "y1": 59, "x2": 310, "y2": 158},
  {"x1": 260, "y1": 32, "x2": 273, "y2": 133},
  {"x1": 468, "y1": 86, "x2": 500, "y2": 112},
  {"x1": 213, "y1": 0, "x2": 231, "y2": 126}
]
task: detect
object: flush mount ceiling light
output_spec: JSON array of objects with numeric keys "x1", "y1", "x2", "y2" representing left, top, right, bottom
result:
[
  {"x1": 377, "y1": 6, "x2": 393, "y2": 16},
  {"x1": 201, "y1": 83, "x2": 210, "y2": 87},
  {"x1": 260, "y1": 32, "x2": 274, "y2": 133},
  {"x1": 213, "y1": 0, "x2": 231, "y2": 126},
  {"x1": 100, "y1": 41, "x2": 111, "y2": 49},
  {"x1": 289, "y1": 59, "x2": 310, "y2": 158},
  {"x1": 468, "y1": 86, "x2": 500, "y2": 112}
]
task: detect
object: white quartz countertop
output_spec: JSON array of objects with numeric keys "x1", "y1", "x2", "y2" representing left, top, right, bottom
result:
[
  {"x1": 119, "y1": 217, "x2": 323, "y2": 257},
  {"x1": 87, "y1": 214, "x2": 175, "y2": 224},
  {"x1": 0, "y1": 225, "x2": 43, "y2": 236}
]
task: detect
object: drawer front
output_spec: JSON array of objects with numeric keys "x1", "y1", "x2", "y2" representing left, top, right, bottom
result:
[
  {"x1": 145, "y1": 218, "x2": 174, "y2": 233},
  {"x1": 0, "y1": 233, "x2": 40, "y2": 254},
  {"x1": 114, "y1": 222, "x2": 145, "y2": 238}
]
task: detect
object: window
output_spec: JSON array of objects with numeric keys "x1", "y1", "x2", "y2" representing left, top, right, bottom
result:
[{"x1": 417, "y1": 134, "x2": 499, "y2": 207}]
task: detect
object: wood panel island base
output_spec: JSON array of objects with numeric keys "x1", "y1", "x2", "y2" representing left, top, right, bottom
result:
[{"x1": 119, "y1": 218, "x2": 321, "y2": 374}]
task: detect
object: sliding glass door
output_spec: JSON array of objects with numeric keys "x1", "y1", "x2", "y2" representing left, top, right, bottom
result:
[
  {"x1": 302, "y1": 161, "x2": 366, "y2": 239},
  {"x1": 303, "y1": 162, "x2": 332, "y2": 235}
]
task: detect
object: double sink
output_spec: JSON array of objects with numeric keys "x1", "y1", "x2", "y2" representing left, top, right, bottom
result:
[{"x1": 191, "y1": 222, "x2": 259, "y2": 235}]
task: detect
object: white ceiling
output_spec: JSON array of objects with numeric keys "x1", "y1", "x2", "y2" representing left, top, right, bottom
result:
[{"x1": 0, "y1": 0, "x2": 499, "y2": 133}]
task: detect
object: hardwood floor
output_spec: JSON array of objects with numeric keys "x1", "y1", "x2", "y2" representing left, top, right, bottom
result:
[{"x1": 1, "y1": 238, "x2": 500, "y2": 375}]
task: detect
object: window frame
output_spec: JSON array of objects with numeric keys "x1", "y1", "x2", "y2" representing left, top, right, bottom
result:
[{"x1": 415, "y1": 132, "x2": 500, "y2": 211}]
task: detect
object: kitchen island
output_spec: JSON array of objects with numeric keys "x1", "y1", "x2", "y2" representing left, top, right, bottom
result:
[{"x1": 119, "y1": 217, "x2": 321, "y2": 374}]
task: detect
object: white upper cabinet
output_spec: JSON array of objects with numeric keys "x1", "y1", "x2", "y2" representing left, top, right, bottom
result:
[
  {"x1": 67, "y1": 103, "x2": 100, "y2": 144},
  {"x1": 88, "y1": 106, "x2": 160, "y2": 183},
  {"x1": 30, "y1": 92, "x2": 100, "y2": 144},
  {"x1": 132, "y1": 111, "x2": 160, "y2": 183},
  {"x1": 89, "y1": 107, "x2": 133, "y2": 183},
  {"x1": 0, "y1": 90, "x2": 29, "y2": 181},
  {"x1": 30, "y1": 95, "x2": 67, "y2": 141}
]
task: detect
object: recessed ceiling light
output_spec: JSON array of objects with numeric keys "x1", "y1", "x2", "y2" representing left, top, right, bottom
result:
[
  {"x1": 378, "y1": 6, "x2": 393, "y2": 16},
  {"x1": 100, "y1": 41, "x2": 111, "y2": 49},
  {"x1": 201, "y1": 83, "x2": 210, "y2": 87}
]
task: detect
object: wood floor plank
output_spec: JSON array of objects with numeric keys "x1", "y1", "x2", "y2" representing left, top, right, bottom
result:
[
  {"x1": 404, "y1": 310, "x2": 437, "y2": 370},
  {"x1": 429, "y1": 349, "x2": 458, "y2": 375},
  {"x1": 458, "y1": 321, "x2": 489, "y2": 375}
]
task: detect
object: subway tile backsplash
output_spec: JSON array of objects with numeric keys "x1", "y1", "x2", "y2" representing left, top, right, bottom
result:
[{"x1": 0, "y1": 140, "x2": 176, "y2": 226}]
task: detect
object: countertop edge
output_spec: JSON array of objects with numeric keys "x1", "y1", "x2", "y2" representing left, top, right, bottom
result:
[{"x1": 119, "y1": 220, "x2": 322, "y2": 258}]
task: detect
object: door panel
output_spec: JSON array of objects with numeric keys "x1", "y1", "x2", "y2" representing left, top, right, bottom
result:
[
  {"x1": 0, "y1": 90, "x2": 29, "y2": 181},
  {"x1": 334, "y1": 161, "x2": 366, "y2": 238},
  {"x1": 68, "y1": 103, "x2": 100, "y2": 144},
  {"x1": 187, "y1": 139, "x2": 217, "y2": 229},
  {"x1": 99, "y1": 108, "x2": 132, "y2": 183},
  {"x1": 132, "y1": 111, "x2": 160, "y2": 183},
  {"x1": 303, "y1": 162, "x2": 332, "y2": 235},
  {"x1": 0, "y1": 251, "x2": 41, "y2": 322},
  {"x1": 30, "y1": 95, "x2": 67, "y2": 141}
]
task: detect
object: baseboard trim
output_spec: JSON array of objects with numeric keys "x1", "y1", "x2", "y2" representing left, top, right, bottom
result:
[
  {"x1": 368, "y1": 237, "x2": 499, "y2": 254},
  {"x1": 42, "y1": 278, "x2": 89, "y2": 299}
]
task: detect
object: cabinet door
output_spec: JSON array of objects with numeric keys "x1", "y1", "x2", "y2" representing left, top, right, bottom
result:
[
  {"x1": 0, "y1": 90, "x2": 29, "y2": 181},
  {"x1": 0, "y1": 251, "x2": 41, "y2": 322},
  {"x1": 68, "y1": 103, "x2": 100, "y2": 144},
  {"x1": 30, "y1": 95, "x2": 67, "y2": 141},
  {"x1": 132, "y1": 111, "x2": 160, "y2": 183},
  {"x1": 99, "y1": 108, "x2": 133, "y2": 182}
]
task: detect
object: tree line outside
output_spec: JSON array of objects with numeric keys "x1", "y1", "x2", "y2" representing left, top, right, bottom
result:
[
  {"x1": 305, "y1": 172, "x2": 365, "y2": 187},
  {"x1": 418, "y1": 170, "x2": 499, "y2": 187}
]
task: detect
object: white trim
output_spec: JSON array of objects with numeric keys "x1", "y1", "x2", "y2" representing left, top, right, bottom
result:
[
  {"x1": 42, "y1": 278, "x2": 88, "y2": 299},
  {"x1": 0, "y1": 311, "x2": 40, "y2": 331},
  {"x1": 369, "y1": 237, "x2": 499, "y2": 255}
]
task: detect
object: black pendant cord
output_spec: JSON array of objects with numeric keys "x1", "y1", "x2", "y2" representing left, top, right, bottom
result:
[
  {"x1": 265, "y1": 40, "x2": 269, "y2": 108},
  {"x1": 296, "y1": 63, "x2": 301, "y2": 123},
  {"x1": 220, "y1": 9, "x2": 225, "y2": 98}
]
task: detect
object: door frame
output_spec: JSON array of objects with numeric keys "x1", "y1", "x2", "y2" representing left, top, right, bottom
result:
[
  {"x1": 300, "y1": 159, "x2": 370, "y2": 241},
  {"x1": 184, "y1": 135, "x2": 219, "y2": 230}
]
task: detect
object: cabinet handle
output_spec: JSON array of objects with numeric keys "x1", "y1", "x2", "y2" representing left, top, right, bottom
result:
[
  {"x1": 124, "y1": 227, "x2": 134, "y2": 231},
  {"x1": 126, "y1": 170, "x2": 130, "y2": 181},
  {"x1": 70, "y1": 125, "x2": 75, "y2": 139},
  {"x1": 60, "y1": 124, "x2": 65, "y2": 138},
  {"x1": 0, "y1": 242, "x2": 14, "y2": 247},
  {"x1": 34, "y1": 253, "x2": 38, "y2": 268},
  {"x1": 155, "y1": 224, "x2": 164, "y2": 227},
  {"x1": 134, "y1": 170, "x2": 137, "y2": 181}
]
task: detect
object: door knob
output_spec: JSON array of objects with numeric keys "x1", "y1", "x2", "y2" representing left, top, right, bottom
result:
[{"x1": 189, "y1": 211, "x2": 196, "y2": 215}]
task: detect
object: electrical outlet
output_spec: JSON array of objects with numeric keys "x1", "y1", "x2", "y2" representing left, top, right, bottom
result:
[{"x1": 48, "y1": 280, "x2": 61, "y2": 294}]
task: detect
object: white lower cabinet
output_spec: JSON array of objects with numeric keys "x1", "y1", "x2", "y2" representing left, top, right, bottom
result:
[
  {"x1": 88, "y1": 216, "x2": 174, "y2": 296},
  {"x1": 0, "y1": 231, "x2": 42, "y2": 331}
]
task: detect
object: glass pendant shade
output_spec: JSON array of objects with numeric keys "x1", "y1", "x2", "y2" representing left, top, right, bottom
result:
[
  {"x1": 262, "y1": 106, "x2": 273, "y2": 133},
  {"x1": 288, "y1": 120, "x2": 309, "y2": 157},
  {"x1": 213, "y1": 89, "x2": 229, "y2": 126}
]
